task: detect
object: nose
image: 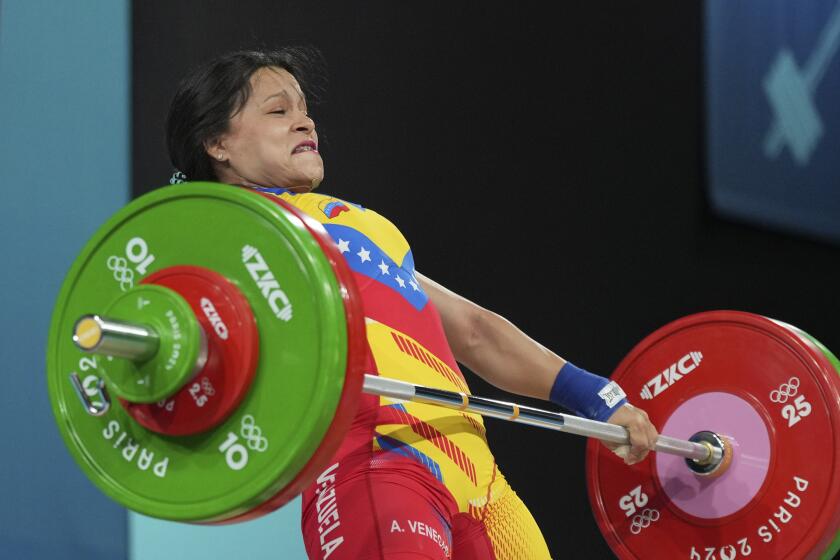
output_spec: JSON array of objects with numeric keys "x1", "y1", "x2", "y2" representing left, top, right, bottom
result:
[{"x1": 293, "y1": 110, "x2": 315, "y2": 133}]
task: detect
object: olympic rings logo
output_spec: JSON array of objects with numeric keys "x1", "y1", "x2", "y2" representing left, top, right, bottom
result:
[
  {"x1": 629, "y1": 508, "x2": 659, "y2": 534},
  {"x1": 200, "y1": 377, "x2": 216, "y2": 397},
  {"x1": 240, "y1": 415, "x2": 268, "y2": 452},
  {"x1": 770, "y1": 377, "x2": 800, "y2": 404},
  {"x1": 107, "y1": 256, "x2": 135, "y2": 291}
]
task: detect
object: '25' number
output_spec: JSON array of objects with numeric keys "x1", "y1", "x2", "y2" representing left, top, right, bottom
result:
[
  {"x1": 782, "y1": 395, "x2": 811, "y2": 428},
  {"x1": 619, "y1": 485, "x2": 648, "y2": 517}
]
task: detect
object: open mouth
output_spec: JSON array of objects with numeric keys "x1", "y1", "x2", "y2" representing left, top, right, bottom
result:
[{"x1": 292, "y1": 141, "x2": 318, "y2": 154}]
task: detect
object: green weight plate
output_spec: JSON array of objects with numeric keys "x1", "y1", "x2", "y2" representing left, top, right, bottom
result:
[
  {"x1": 100, "y1": 284, "x2": 204, "y2": 403},
  {"x1": 47, "y1": 183, "x2": 353, "y2": 521},
  {"x1": 774, "y1": 321, "x2": 840, "y2": 560}
]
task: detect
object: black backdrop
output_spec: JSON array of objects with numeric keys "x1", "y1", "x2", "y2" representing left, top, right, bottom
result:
[{"x1": 133, "y1": 2, "x2": 840, "y2": 557}]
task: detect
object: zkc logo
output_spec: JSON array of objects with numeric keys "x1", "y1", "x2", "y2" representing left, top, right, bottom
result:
[
  {"x1": 639, "y1": 351, "x2": 703, "y2": 400},
  {"x1": 242, "y1": 245, "x2": 293, "y2": 322}
]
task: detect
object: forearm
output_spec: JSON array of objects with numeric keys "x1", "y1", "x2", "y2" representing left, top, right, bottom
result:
[
  {"x1": 420, "y1": 272, "x2": 620, "y2": 409},
  {"x1": 454, "y1": 308, "x2": 566, "y2": 401},
  {"x1": 418, "y1": 274, "x2": 654, "y2": 460}
]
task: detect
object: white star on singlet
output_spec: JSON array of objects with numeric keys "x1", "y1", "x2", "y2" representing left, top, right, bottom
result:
[
  {"x1": 337, "y1": 239, "x2": 350, "y2": 253},
  {"x1": 357, "y1": 247, "x2": 371, "y2": 263},
  {"x1": 378, "y1": 260, "x2": 390, "y2": 275},
  {"x1": 395, "y1": 276, "x2": 406, "y2": 288}
]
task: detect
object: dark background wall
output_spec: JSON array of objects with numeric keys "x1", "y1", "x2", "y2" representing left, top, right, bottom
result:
[{"x1": 132, "y1": 2, "x2": 840, "y2": 557}]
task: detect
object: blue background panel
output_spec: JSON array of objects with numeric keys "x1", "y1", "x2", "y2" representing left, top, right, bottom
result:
[
  {"x1": 706, "y1": 0, "x2": 840, "y2": 242},
  {"x1": 130, "y1": 503, "x2": 307, "y2": 559},
  {"x1": 0, "y1": 0, "x2": 129, "y2": 558}
]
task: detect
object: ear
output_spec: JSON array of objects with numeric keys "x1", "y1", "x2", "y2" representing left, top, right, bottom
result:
[{"x1": 203, "y1": 137, "x2": 228, "y2": 163}]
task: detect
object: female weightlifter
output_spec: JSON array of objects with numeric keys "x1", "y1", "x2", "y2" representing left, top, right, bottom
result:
[{"x1": 165, "y1": 48, "x2": 658, "y2": 560}]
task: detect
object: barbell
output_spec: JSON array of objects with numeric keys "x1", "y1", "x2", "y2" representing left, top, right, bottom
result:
[{"x1": 46, "y1": 183, "x2": 840, "y2": 559}]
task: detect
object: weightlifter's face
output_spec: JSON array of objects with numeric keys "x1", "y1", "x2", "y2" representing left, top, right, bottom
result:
[{"x1": 208, "y1": 66, "x2": 323, "y2": 192}]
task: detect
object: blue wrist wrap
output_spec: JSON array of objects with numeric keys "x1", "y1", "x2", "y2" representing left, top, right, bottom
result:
[{"x1": 549, "y1": 362, "x2": 628, "y2": 421}]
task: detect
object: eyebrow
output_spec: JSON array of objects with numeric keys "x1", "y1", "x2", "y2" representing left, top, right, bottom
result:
[
  {"x1": 262, "y1": 89, "x2": 306, "y2": 108},
  {"x1": 262, "y1": 89, "x2": 289, "y2": 104}
]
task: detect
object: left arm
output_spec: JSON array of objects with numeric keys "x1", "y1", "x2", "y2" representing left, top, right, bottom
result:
[
  {"x1": 416, "y1": 272, "x2": 658, "y2": 463},
  {"x1": 417, "y1": 273, "x2": 564, "y2": 400}
]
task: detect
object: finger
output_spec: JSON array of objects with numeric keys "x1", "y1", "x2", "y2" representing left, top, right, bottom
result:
[
  {"x1": 647, "y1": 422, "x2": 659, "y2": 451},
  {"x1": 633, "y1": 411, "x2": 656, "y2": 452},
  {"x1": 601, "y1": 439, "x2": 633, "y2": 460},
  {"x1": 598, "y1": 432, "x2": 638, "y2": 464},
  {"x1": 626, "y1": 425, "x2": 649, "y2": 464},
  {"x1": 611, "y1": 444, "x2": 631, "y2": 461},
  {"x1": 632, "y1": 409, "x2": 653, "y2": 449},
  {"x1": 637, "y1": 408, "x2": 658, "y2": 450}
]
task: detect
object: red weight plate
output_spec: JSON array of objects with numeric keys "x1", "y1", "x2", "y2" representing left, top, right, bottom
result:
[
  {"x1": 203, "y1": 190, "x2": 368, "y2": 524},
  {"x1": 586, "y1": 311, "x2": 840, "y2": 560},
  {"x1": 120, "y1": 265, "x2": 260, "y2": 436}
]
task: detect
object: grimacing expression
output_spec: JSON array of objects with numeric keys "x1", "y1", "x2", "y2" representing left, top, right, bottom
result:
[{"x1": 208, "y1": 67, "x2": 323, "y2": 192}]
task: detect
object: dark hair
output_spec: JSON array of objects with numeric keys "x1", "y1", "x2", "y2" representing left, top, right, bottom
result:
[{"x1": 166, "y1": 47, "x2": 325, "y2": 182}]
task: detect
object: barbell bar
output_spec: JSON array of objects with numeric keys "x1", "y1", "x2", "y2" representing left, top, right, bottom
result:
[{"x1": 70, "y1": 311, "x2": 726, "y2": 469}]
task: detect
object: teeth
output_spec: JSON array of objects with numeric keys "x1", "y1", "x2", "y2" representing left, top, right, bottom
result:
[{"x1": 294, "y1": 145, "x2": 314, "y2": 153}]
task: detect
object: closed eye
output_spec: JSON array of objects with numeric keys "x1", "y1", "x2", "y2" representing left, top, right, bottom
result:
[{"x1": 270, "y1": 109, "x2": 286, "y2": 115}]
